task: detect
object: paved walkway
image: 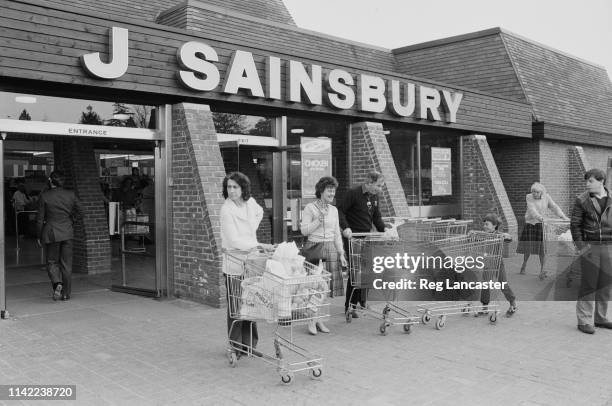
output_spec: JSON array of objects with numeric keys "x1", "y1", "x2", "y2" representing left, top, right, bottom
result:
[{"x1": 1, "y1": 255, "x2": 612, "y2": 406}]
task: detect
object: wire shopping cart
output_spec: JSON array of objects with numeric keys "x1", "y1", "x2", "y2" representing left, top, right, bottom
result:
[
  {"x1": 224, "y1": 249, "x2": 331, "y2": 384},
  {"x1": 345, "y1": 232, "x2": 421, "y2": 335},
  {"x1": 542, "y1": 219, "x2": 580, "y2": 286},
  {"x1": 395, "y1": 218, "x2": 472, "y2": 242},
  {"x1": 416, "y1": 231, "x2": 505, "y2": 329}
]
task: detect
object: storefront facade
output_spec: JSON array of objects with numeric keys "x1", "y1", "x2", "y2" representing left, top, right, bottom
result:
[{"x1": 1, "y1": 0, "x2": 609, "y2": 312}]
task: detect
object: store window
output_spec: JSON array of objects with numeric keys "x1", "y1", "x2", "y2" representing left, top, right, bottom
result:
[
  {"x1": 0, "y1": 91, "x2": 156, "y2": 128},
  {"x1": 211, "y1": 111, "x2": 274, "y2": 137},
  {"x1": 386, "y1": 125, "x2": 461, "y2": 218},
  {"x1": 286, "y1": 116, "x2": 349, "y2": 200}
]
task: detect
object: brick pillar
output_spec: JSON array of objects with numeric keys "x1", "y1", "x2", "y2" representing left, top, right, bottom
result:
[
  {"x1": 57, "y1": 139, "x2": 111, "y2": 274},
  {"x1": 461, "y1": 134, "x2": 517, "y2": 239},
  {"x1": 350, "y1": 122, "x2": 410, "y2": 218},
  {"x1": 171, "y1": 103, "x2": 225, "y2": 307},
  {"x1": 569, "y1": 146, "x2": 590, "y2": 201}
]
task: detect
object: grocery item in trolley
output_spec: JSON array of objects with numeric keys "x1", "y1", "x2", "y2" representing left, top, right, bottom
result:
[{"x1": 224, "y1": 245, "x2": 330, "y2": 384}]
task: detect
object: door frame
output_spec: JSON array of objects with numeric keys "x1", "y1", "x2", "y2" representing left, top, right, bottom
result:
[
  {"x1": 216, "y1": 116, "x2": 288, "y2": 244},
  {"x1": 0, "y1": 106, "x2": 169, "y2": 318}
]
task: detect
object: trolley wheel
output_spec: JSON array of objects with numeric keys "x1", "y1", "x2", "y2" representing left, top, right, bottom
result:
[
  {"x1": 489, "y1": 313, "x2": 498, "y2": 324},
  {"x1": 227, "y1": 352, "x2": 237, "y2": 367},
  {"x1": 345, "y1": 311, "x2": 352, "y2": 323},
  {"x1": 461, "y1": 305, "x2": 471, "y2": 316},
  {"x1": 421, "y1": 313, "x2": 431, "y2": 324},
  {"x1": 403, "y1": 324, "x2": 411, "y2": 334},
  {"x1": 435, "y1": 316, "x2": 446, "y2": 330},
  {"x1": 379, "y1": 322, "x2": 389, "y2": 336},
  {"x1": 281, "y1": 374, "x2": 292, "y2": 384},
  {"x1": 311, "y1": 368, "x2": 323, "y2": 378}
]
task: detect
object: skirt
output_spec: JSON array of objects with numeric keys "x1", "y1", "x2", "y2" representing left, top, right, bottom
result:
[
  {"x1": 303, "y1": 240, "x2": 344, "y2": 297},
  {"x1": 516, "y1": 222, "x2": 544, "y2": 255}
]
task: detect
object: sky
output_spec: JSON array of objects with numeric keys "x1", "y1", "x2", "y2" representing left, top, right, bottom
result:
[{"x1": 283, "y1": 0, "x2": 612, "y2": 79}]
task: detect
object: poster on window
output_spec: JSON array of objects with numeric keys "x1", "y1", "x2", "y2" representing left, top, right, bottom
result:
[
  {"x1": 301, "y1": 137, "x2": 332, "y2": 198},
  {"x1": 431, "y1": 147, "x2": 452, "y2": 196}
]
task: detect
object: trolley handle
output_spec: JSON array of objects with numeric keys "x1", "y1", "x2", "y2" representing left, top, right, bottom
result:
[{"x1": 349, "y1": 232, "x2": 385, "y2": 238}]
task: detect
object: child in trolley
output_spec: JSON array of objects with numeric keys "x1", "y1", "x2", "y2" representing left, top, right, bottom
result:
[{"x1": 478, "y1": 213, "x2": 518, "y2": 318}]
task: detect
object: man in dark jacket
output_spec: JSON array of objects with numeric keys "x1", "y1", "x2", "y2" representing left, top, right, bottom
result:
[
  {"x1": 36, "y1": 171, "x2": 82, "y2": 301},
  {"x1": 570, "y1": 168, "x2": 612, "y2": 334},
  {"x1": 338, "y1": 171, "x2": 387, "y2": 317}
]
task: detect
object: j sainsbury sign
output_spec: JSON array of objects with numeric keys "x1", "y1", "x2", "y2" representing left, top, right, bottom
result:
[{"x1": 81, "y1": 27, "x2": 463, "y2": 123}]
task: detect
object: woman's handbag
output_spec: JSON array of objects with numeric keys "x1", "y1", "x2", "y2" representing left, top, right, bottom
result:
[{"x1": 300, "y1": 242, "x2": 325, "y2": 264}]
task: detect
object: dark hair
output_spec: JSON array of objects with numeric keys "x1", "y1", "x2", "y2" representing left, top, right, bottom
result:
[
  {"x1": 366, "y1": 170, "x2": 383, "y2": 184},
  {"x1": 483, "y1": 213, "x2": 502, "y2": 230},
  {"x1": 222, "y1": 171, "x2": 251, "y2": 200},
  {"x1": 315, "y1": 176, "x2": 339, "y2": 198},
  {"x1": 584, "y1": 168, "x2": 606, "y2": 183},
  {"x1": 49, "y1": 171, "x2": 65, "y2": 188}
]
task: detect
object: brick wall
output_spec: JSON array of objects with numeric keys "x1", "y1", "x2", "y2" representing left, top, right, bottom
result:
[
  {"x1": 461, "y1": 135, "x2": 517, "y2": 238},
  {"x1": 490, "y1": 139, "x2": 539, "y2": 224},
  {"x1": 569, "y1": 146, "x2": 590, "y2": 204},
  {"x1": 539, "y1": 141, "x2": 573, "y2": 217},
  {"x1": 349, "y1": 122, "x2": 410, "y2": 218},
  {"x1": 171, "y1": 103, "x2": 225, "y2": 307},
  {"x1": 582, "y1": 145, "x2": 612, "y2": 177},
  {"x1": 56, "y1": 139, "x2": 111, "y2": 274}
]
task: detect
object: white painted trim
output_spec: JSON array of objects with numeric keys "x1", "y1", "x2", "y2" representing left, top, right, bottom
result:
[
  {"x1": 0, "y1": 119, "x2": 163, "y2": 140},
  {"x1": 216, "y1": 133, "x2": 279, "y2": 147}
]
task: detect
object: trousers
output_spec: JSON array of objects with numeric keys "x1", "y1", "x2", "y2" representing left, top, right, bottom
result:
[
  {"x1": 576, "y1": 244, "x2": 612, "y2": 325},
  {"x1": 46, "y1": 239, "x2": 73, "y2": 296}
]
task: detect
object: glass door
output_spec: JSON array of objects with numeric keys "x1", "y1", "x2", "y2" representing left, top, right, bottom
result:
[{"x1": 97, "y1": 145, "x2": 159, "y2": 296}]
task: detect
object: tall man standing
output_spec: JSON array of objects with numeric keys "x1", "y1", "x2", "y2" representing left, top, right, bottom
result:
[
  {"x1": 338, "y1": 171, "x2": 387, "y2": 318},
  {"x1": 36, "y1": 171, "x2": 82, "y2": 301},
  {"x1": 570, "y1": 168, "x2": 612, "y2": 334}
]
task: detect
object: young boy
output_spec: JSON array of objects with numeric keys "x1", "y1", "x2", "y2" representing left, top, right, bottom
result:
[{"x1": 480, "y1": 213, "x2": 518, "y2": 318}]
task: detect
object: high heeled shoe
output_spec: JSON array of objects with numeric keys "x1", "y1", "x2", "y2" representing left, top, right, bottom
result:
[
  {"x1": 316, "y1": 321, "x2": 330, "y2": 333},
  {"x1": 307, "y1": 320, "x2": 317, "y2": 335}
]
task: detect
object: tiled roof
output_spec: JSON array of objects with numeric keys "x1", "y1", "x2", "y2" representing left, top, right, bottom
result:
[
  {"x1": 40, "y1": 0, "x2": 296, "y2": 25},
  {"x1": 501, "y1": 30, "x2": 612, "y2": 134},
  {"x1": 393, "y1": 28, "x2": 612, "y2": 136}
]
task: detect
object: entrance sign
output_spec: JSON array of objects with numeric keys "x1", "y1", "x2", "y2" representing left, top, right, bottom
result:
[
  {"x1": 301, "y1": 137, "x2": 332, "y2": 199},
  {"x1": 0, "y1": 120, "x2": 162, "y2": 140},
  {"x1": 431, "y1": 147, "x2": 452, "y2": 196},
  {"x1": 81, "y1": 27, "x2": 464, "y2": 123}
]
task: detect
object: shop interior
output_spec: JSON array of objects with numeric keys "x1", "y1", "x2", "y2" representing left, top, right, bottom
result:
[{"x1": 3, "y1": 134, "x2": 157, "y2": 312}]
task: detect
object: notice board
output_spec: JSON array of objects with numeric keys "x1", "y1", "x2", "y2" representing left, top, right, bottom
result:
[
  {"x1": 301, "y1": 137, "x2": 332, "y2": 198},
  {"x1": 431, "y1": 147, "x2": 452, "y2": 196}
]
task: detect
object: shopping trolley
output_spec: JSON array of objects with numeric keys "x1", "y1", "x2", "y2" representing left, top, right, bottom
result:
[
  {"x1": 345, "y1": 232, "x2": 421, "y2": 335},
  {"x1": 542, "y1": 219, "x2": 580, "y2": 286},
  {"x1": 224, "y1": 249, "x2": 331, "y2": 384},
  {"x1": 416, "y1": 231, "x2": 505, "y2": 329}
]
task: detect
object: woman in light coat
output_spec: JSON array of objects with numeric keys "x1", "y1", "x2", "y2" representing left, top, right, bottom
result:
[
  {"x1": 516, "y1": 182, "x2": 569, "y2": 279},
  {"x1": 220, "y1": 171, "x2": 265, "y2": 358}
]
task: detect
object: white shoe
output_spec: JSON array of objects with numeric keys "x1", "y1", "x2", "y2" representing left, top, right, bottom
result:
[
  {"x1": 316, "y1": 321, "x2": 330, "y2": 333},
  {"x1": 307, "y1": 320, "x2": 317, "y2": 335}
]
